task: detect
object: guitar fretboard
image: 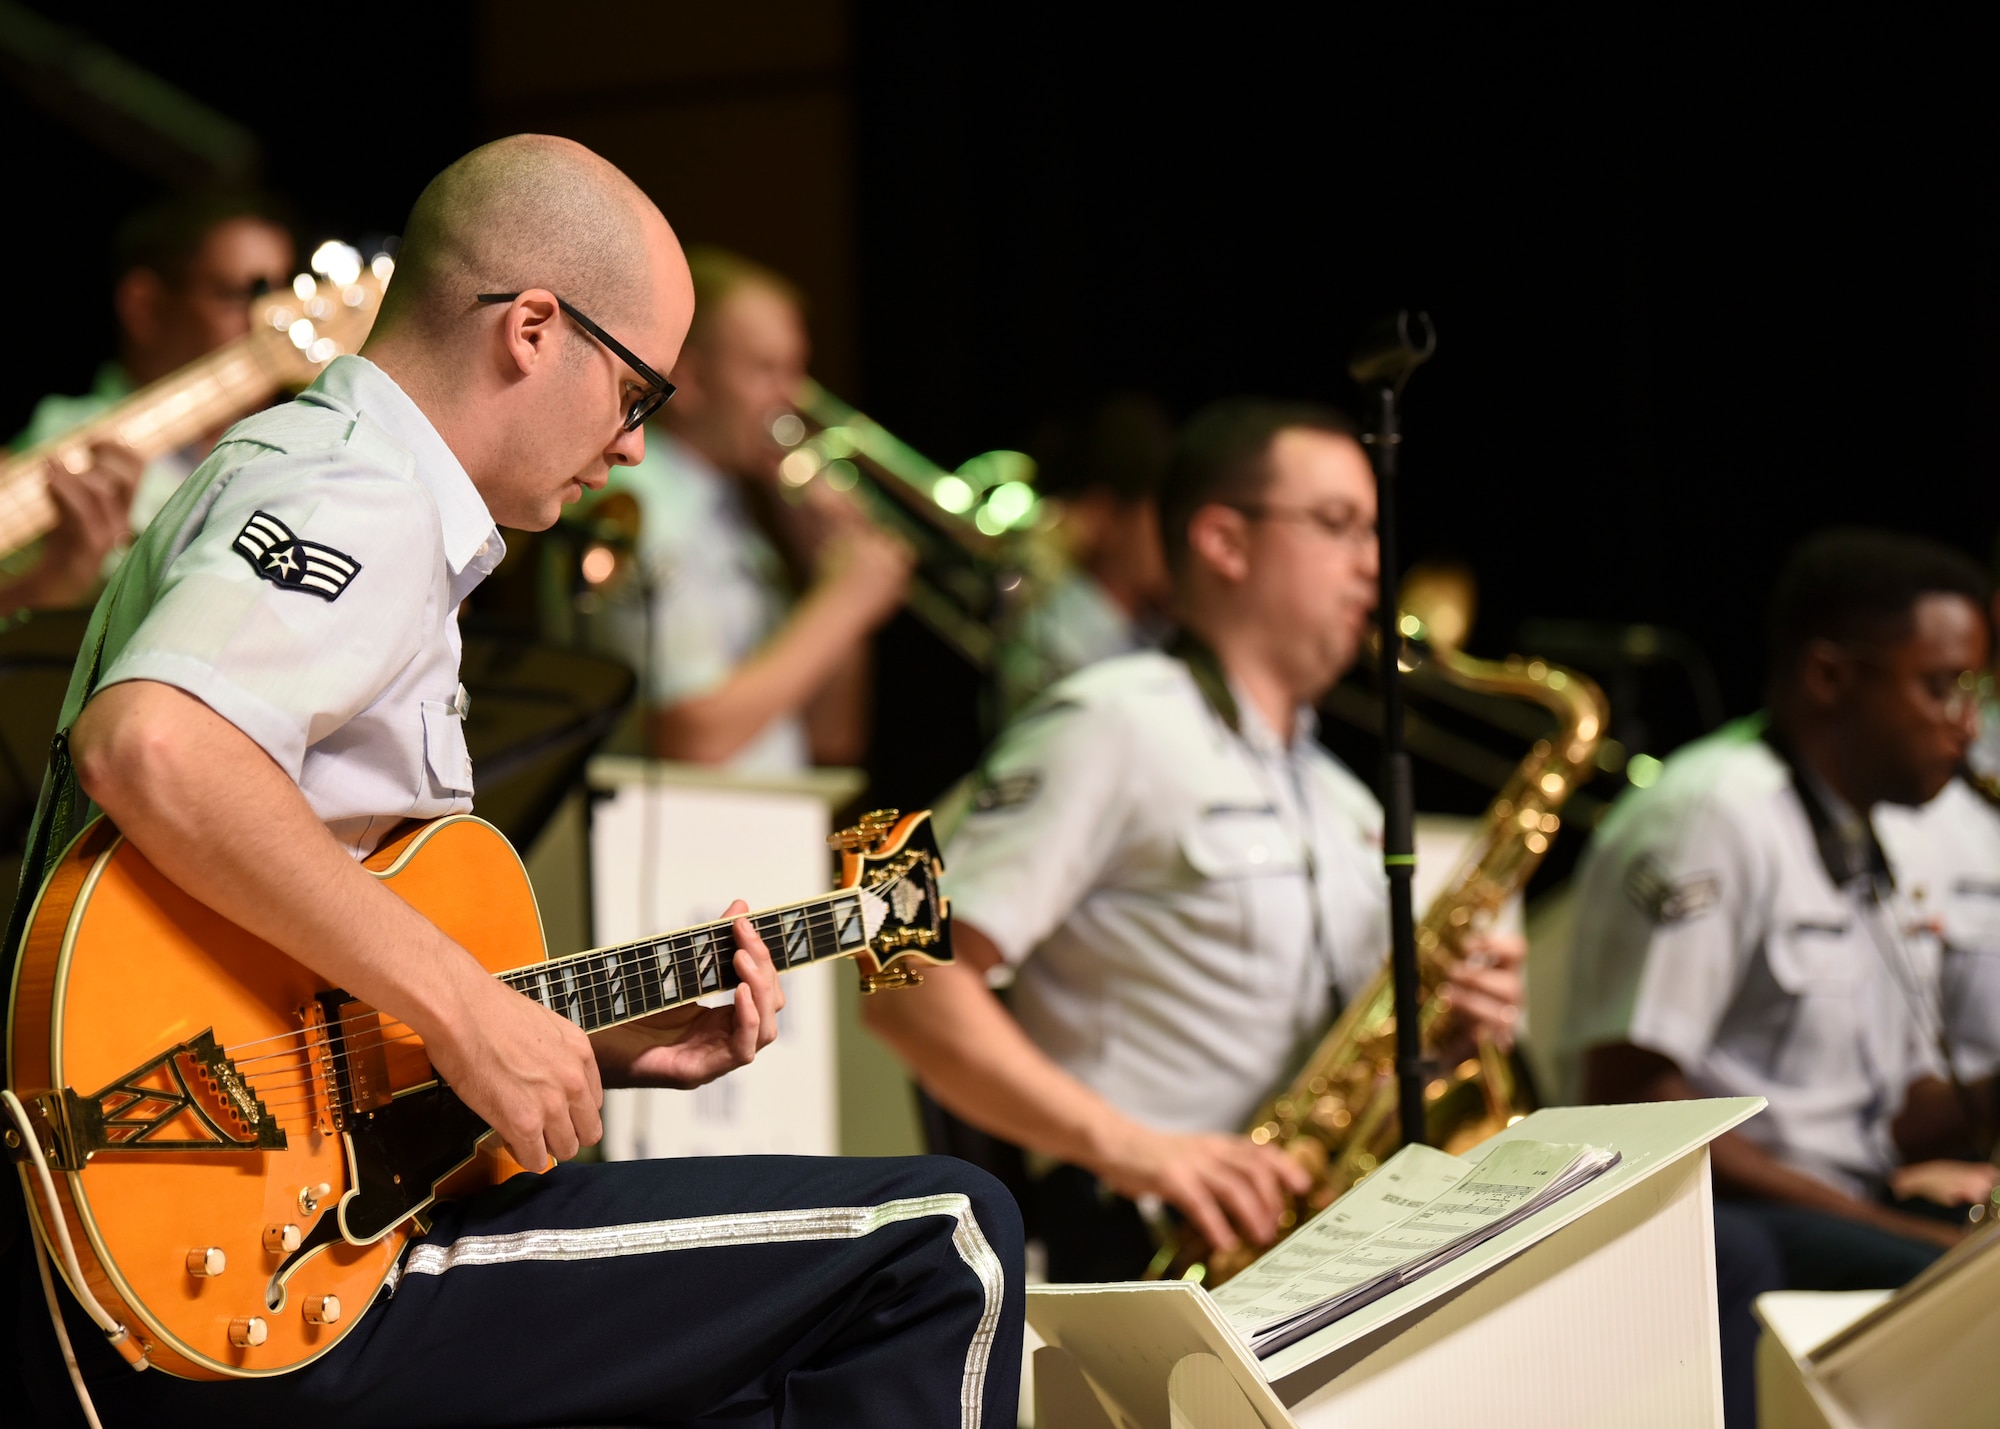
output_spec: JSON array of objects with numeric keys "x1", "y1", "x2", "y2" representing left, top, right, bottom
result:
[{"x1": 498, "y1": 890, "x2": 873, "y2": 1034}]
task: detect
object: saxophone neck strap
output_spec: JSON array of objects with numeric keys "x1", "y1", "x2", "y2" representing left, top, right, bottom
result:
[{"x1": 1166, "y1": 627, "x2": 1242, "y2": 735}]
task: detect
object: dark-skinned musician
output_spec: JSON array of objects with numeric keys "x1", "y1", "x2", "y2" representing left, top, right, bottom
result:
[
  {"x1": 1562, "y1": 529, "x2": 2000, "y2": 1427},
  {"x1": 7, "y1": 135, "x2": 1021, "y2": 1429}
]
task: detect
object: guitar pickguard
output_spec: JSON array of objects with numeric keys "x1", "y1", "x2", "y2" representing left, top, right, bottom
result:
[{"x1": 335, "y1": 1083, "x2": 492, "y2": 1245}]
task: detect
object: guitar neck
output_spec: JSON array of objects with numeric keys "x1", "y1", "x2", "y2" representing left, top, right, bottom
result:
[
  {"x1": 0, "y1": 327, "x2": 297, "y2": 558},
  {"x1": 499, "y1": 887, "x2": 873, "y2": 1034}
]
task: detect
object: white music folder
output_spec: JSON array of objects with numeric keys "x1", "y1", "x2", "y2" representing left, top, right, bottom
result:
[{"x1": 1027, "y1": 1097, "x2": 1764, "y2": 1429}]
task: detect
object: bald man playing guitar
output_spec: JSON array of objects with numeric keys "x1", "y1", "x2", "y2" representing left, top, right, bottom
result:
[{"x1": 6, "y1": 135, "x2": 1021, "y2": 1429}]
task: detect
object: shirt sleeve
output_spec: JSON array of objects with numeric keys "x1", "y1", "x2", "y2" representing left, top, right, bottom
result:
[
  {"x1": 98, "y1": 444, "x2": 442, "y2": 781},
  {"x1": 943, "y1": 694, "x2": 1138, "y2": 969},
  {"x1": 1565, "y1": 788, "x2": 1771, "y2": 1075}
]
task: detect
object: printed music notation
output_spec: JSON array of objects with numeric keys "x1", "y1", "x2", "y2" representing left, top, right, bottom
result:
[{"x1": 1210, "y1": 1138, "x2": 1620, "y2": 1357}]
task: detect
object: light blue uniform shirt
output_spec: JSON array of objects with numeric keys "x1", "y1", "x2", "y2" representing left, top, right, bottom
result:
[
  {"x1": 60, "y1": 355, "x2": 505, "y2": 858},
  {"x1": 1562, "y1": 720, "x2": 1943, "y2": 1195},
  {"x1": 1878, "y1": 777, "x2": 2000, "y2": 1079},
  {"x1": 943, "y1": 649, "x2": 1389, "y2": 1134},
  {"x1": 582, "y1": 432, "x2": 808, "y2": 774}
]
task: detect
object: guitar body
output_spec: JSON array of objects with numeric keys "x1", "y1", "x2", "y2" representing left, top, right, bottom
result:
[{"x1": 7, "y1": 815, "x2": 537, "y2": 1379}]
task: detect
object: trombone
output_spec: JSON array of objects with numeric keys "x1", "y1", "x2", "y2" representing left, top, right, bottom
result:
[{"x1": 768, "y1": 380, "x2": 1057, "y2": 673}]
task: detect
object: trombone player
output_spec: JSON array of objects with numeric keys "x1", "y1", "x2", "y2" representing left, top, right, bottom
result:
[
  {"x1": 574, "y1": 247, "x2": 910, "y2": 771},
  {"x1": 863, "y1": 398, "x2": 1527, "y2": 1280}
]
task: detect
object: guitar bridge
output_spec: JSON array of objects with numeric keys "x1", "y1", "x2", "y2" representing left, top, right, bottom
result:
[{"x1": 50, "y1": 1029, "x2": 286, "y2": 1167}]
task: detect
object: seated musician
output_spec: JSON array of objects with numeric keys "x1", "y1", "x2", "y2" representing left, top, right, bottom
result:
[
  {"x1": 994, "y1": 393, "x2": 1175, "y2": 716},
  {"x1": 863, "y1": 397, "x2": 1527, "y2": 1281},
  {"x1": 574, "y1": 246, "x2": 911, "y2": 771},
  {"x1": 1876, "y1": 569, "x2": 2000, "y2": 1084},
  {"x1": 0, "y1": 191, "x2": 295, "y2": 615},
  {"x1": 1563, "y1": 530, "x2": 2000, "y2": 1272},
  {"x1": 8, "y1": 135, "x2": 1021, "y2": 1428}
]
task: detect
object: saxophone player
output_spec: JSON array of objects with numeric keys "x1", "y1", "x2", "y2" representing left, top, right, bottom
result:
[
  {"x1": 862, "y1": 398, "x2": 1527, "y2": 1281},
  {"x1": 1875, "y1": 572, "x2": 2000, "y2": 1084},
  {"x1": 1561, "y1": 530, "x2": 2000, "y2": 1428}
]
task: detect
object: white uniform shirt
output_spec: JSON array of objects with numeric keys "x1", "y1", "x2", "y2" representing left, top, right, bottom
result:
[
  {"x1": 943, "y1": 647, "x2": 1389, "y2": 1135},
  {"x1": 59, "y1": 355, "x2": 505, "y2": 858},
  {"x1": 1561, "y1": 718, "x2": 1944, "y2": 1196},
  {"x1": 1877, "y1": 777, "x2": 2000, "y2": 1077},
  {"x1": 582, "y1": 432, "x2": 808, "y2": 774}
]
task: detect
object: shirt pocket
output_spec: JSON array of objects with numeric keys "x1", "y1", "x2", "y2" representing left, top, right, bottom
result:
[
  {"x1": 1760, "y1": 911, "x2": 1866, "y2": 1082},
  {"x1": 420, "y1": 698, "x2": 474, "y2": 797},
  {"x1": 1765, "y1": 913, "x2": 1865, "y2": 990},
  {"x1": 1179, "y1": 808, "x2": 1309, "y2": 966}
]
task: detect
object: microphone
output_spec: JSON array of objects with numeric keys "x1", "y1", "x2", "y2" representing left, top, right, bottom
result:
[{"x1": 1347, "y1": 310, "x2": 1437, "y2": 395}]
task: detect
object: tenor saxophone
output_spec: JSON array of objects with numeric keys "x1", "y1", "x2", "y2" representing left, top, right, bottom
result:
[{"x1": 1151, "y1": 601, "x2": 1607, "y2": 1285}]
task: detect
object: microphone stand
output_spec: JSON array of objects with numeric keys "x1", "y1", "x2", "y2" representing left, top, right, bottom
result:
[{"x1": 1349, "y1": 311, "x2": 1437, "y2": 1149}]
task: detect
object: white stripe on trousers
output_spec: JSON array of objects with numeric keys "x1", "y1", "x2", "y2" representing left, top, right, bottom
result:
[{"x1": 393, "y1": 1193, "x2": 1006, "y2": 1429}]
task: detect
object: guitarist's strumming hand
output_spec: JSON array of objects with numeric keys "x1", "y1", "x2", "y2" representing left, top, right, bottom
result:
[
  {"x1": 591, "y1": 902, "x2": 787, "y2": 1090},
  {"x1": 427, "y1": 967, "x2": 605, "y2": 1172}
]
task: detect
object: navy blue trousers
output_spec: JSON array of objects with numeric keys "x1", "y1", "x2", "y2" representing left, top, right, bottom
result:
[{"x1": 12, "y1": 1154, "x2": 1023, "y2": 1428}]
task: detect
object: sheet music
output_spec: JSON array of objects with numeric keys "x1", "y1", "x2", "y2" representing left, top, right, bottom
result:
[
  {"x1": 1208, "y1": 1138, "x2": 1620, "y2": 1356},
  {"x1": 1208, "y1": 1143, "x2": 1468, "y2": 1317}
]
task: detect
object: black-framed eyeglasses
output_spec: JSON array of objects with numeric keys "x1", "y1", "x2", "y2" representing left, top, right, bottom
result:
[
  {"x1": 476, "y1": 292, "x2": 675, "y2": 431},
  {"x1": 1226, "y1": 501, "x2": 1377, "y2": 548}
]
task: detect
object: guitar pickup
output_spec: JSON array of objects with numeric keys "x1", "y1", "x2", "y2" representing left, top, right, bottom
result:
[{"x1": 315, "y1": 992, "x2": 399, "y2": 1122}]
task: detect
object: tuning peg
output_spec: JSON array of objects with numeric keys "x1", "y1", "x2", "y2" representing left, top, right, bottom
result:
[
  {"x1": 827, "y1": 809, "x2": 901, "y2": 853},
  {"x1": 858, "y1": 964, "x2": 924, "y2": 994}
]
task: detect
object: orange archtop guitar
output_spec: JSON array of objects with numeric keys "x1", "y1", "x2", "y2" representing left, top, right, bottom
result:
[{"x1": 5, "y1": 807, "x2": 951, "y2": 1380}]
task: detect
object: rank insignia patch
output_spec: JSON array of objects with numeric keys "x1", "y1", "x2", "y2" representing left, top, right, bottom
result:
[
  {"x1": 233, "y1": 510, "x2": 361, "y2": 601},
  {"x1": 973, "y1": 772, "x2": 1042, "y2": 813},
  {"x1": 1625, "y1": 854, "x2": 1722, "y2": 925}
]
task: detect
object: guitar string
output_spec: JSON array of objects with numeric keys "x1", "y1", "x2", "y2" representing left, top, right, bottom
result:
[
  {"x1": 211, "y1": 912, "x2": 898, "y2": 1123},
  {"x1": 232, "y1": 924, "x2": 847, "y2": 1098},
  {"x1": 214, "y1": 896, "x2": 886, "y2": 1114},
  {"x1": 216, "y1": 901, "x2": 868, "y2": 1061},
  {"x1": 222, "y1": 905, "x2": 873, "y2": 1103}
]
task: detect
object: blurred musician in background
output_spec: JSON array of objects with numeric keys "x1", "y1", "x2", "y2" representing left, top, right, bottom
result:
[
  {"x1": 994, "y1": 393, "x2": 1174, "y2": 715},
  {"x1": 575, "y1": 246, "x2": 910, "y2": 771},
  {"x1": 1562, "y1": 531, "x2": 2000, "y2": 1427},
  {"x1": 0, "y1": 191, "x2": 295, "y2": 614},
  {"x1": 1877, "y1": 565, "x2": 2000, "y2": 1086},
  {"x1": 863, "y1": 398, "x2": 1527, "y2": 1281},
  {"x1": 1565, "y1": 531, "x2": 2000, "y2": 1262}
]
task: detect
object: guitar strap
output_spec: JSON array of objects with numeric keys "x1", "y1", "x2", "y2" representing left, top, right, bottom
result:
[{"x1": 3, "y1": 599, "x2": 115, "y2": 997}]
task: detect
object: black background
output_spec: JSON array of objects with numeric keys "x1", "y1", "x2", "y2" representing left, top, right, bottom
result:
[{"x1": 4, "y1": 5, "x2": 1993, "y2": 752}]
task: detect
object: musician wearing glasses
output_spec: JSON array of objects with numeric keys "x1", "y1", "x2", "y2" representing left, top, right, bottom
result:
[
  {"x1": 0, "y1": 191, "x2": 296, "y2": 617},
  {"x1": 1559, "y1": 531, "x2": 2000, "y2": 1426},
  {"x1": 10, "y1": 136, "x2": 1021, "y2": 1428},
  {"x1": 1876, "y1": 574, "x2": 2000, "y2": 1092},
  {"x1": 571, "y1": 246, "x2": 912, "y2": 772},
  {"x1": 863, "y1": 399, "x2": 1528, "y2": 1281}
]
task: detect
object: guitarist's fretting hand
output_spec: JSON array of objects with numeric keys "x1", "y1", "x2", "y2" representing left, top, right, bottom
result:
[{"x1": 590, "y1": 903, "x2": 786, "y2": 1090}]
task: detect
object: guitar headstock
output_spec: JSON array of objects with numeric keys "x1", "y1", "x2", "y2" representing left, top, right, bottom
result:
[
  {"x1": 251, "y1": 241, "x2": 391, "y2": 385},
  {"x1": 830, "y1": 809, "x2": 952, "y2": 993}
]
